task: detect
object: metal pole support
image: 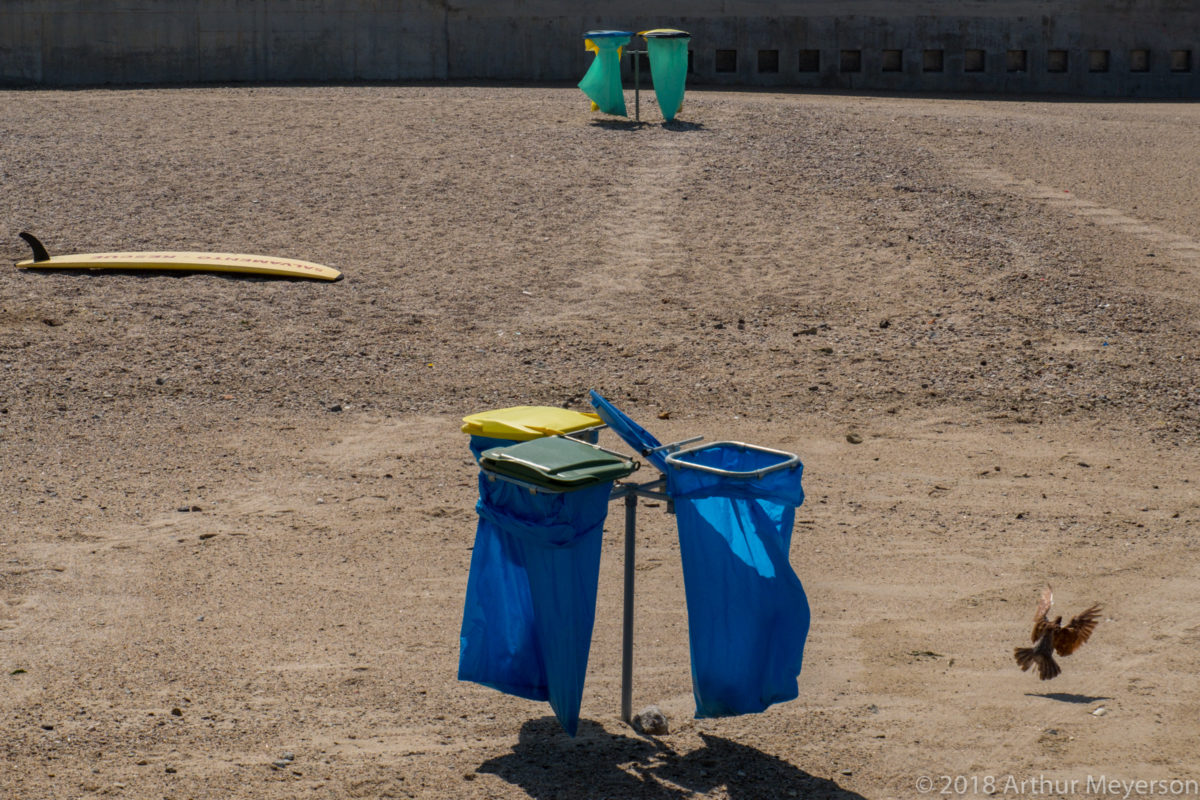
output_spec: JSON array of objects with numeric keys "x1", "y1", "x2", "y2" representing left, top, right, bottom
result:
[
  {"x1": 634, "y1": 51, "x2": 640, "y2": 123},
  {"x1": 620, "y1": 490, "x2": 636, "y2": 723},
  {"x1": 626, "y1": 48, "x2": 647, "y2": 124}
]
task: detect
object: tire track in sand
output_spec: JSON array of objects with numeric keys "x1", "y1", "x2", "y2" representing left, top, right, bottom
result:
[{"x1": 961, "y1": 164, "x2": 1200, "y2": 267}]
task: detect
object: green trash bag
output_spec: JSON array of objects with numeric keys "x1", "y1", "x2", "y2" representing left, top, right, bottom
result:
[
  {"x1": 578, "y1": 30, "x2": 631, "y2": 116},
  {"x1": 641, "y1": 29, "x2": 691, "y2": 122}
]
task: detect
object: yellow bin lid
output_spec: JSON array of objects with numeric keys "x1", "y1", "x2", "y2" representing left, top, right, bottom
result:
[{"x1": 462, "y1": 406, "x2": 602, "y2": 441}]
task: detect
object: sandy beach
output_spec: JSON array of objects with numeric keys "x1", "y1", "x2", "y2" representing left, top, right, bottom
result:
[{"x1": 1, "y1": 84, "x2": 1198, "y2": 799}]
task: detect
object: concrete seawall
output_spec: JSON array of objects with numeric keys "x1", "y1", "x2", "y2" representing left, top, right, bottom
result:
[{"x1": 3, "y1": 0, "x2": 1198, "y2": 96}]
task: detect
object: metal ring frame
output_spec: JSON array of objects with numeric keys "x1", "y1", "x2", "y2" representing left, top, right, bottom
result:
[{"x1": 664, "y1": 440, "x2": 802, "y2": 479}]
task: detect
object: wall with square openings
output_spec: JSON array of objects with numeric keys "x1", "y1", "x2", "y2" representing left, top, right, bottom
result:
[
  {"x1": 651, "y1": 2, "x2": 1200, "y2": 96},
  {"x1": 1, "y1": 0, "x2": 1198, "y2": 96}
]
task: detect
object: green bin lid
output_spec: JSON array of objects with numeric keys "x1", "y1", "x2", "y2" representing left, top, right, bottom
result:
[{"x1": 480, "y1": 436, "x2": 637, "y2": 490}]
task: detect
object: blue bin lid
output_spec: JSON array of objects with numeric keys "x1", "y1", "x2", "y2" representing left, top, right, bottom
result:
[
  {"x1": 589, "y1": 390, "x2": 670, "y2": 472},
  {"x1": 584, "y1": 30, "x2": 633, "y2": 39}
]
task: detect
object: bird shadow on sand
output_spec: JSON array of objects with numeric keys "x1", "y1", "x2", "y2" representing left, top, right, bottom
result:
[
  {"x1": 476, "y1": 717, "x2": 867, "y2": 799},
  {"x1": 1026, "y1": 692, "x2": 1112, "y2": 704}
]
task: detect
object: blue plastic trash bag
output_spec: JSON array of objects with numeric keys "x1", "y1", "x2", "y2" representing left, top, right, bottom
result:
[
  {"x1": 589, "y1": 391, "x2": 810, "y2": 718},
  {"x1": 458, "y1": 442, "x2": 612, "y2": 736},
  {"x1": 666, "y1": 442, "x2": 809, "y2": 717},
  {"x1": 578, "y1": 31, "x2": 632, "y2": 116}
]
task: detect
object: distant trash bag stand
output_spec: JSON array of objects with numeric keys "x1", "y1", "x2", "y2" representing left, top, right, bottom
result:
[
  {"x1": 579, "y1": 30, "x2": 633, "y2": 116},
  {"x1": 640, "y1": 29, "x2": 691, "y2": 122}
]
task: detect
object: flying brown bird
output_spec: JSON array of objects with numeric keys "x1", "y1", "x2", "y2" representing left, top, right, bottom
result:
[{"x1": 1014, "y1": 585, "x2": 1102, "y2": 680}]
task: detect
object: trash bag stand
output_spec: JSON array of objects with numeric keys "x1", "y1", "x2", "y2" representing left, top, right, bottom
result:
[
  {"x1": 476, "y1": 424, "x2": 804, "y2": 729},
  {"x1": 580, "y1": 28, "x2": 690, "y2": 124}
]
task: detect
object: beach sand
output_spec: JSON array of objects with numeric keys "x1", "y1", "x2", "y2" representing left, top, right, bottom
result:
[{"x1": 2, "y1": 85, "x2": 1198, "y2": 798}]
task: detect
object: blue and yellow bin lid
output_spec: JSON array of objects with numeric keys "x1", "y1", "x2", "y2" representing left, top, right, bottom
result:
[
  {"x1": 583, "y1": 30, "x2": 634, "y2": 40},
  {"x1": 462, "y1": 406, "x2": 603, "y2": 442}
]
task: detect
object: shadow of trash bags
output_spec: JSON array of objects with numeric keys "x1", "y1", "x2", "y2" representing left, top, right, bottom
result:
[{"x1": 476, "y1": 717, "x2": 868, "y2": 799}]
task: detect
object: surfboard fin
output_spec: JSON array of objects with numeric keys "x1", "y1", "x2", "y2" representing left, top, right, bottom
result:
[{"x1": 19, "y1": 232, "x2": 51, "y2": 263}]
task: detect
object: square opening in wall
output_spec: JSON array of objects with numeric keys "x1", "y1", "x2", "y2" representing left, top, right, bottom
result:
[
  {"x1": 1047, "y1": 49, "x2": 1068, "y2": 73},
  {"x1": 1170, "y1": 50, "x2": 1191, "y2": 72},
  {"x1": 715, "y1": 49, "x2": 737, "y2": 73},
  {"x1": 881, "y1": 49, "x2": 902, "y2": 72},
  {"x1": 1129, "y1": 49, "x2": 1150, "y2": 72},
  {"x1": 1088, "y1": 49, "x2": 1110, "y2": 72},
  {"x1": 964, "y1": 49, "x2": 985, "y2": 72},
  {"x1": 923, "y1": 49, "x2": 944, "y2": 72},
  {"x1": 1006, "y1": 49, "x2": 1027, "y2": 72},
  {"x1": 688, "y1": 49, "x2": 695, "y2": 74},
  {"x1": 840, "y1": 49, "x2": 862, "y2": 72},
  {"x1": 758, "y1": 49, "x2": 779, "y2": 73},
  {"x1": 798, "y1": 49, "x2": 821, "y2": 72}
]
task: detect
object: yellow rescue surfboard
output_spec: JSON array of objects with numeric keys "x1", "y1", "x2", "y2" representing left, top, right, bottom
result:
[{"x1": 15, "y1": 232, "x2": 342, "y2": 282}]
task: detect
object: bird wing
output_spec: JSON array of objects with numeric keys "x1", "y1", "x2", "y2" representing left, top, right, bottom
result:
[
  {"x1": 1032, "y1": 584, "x2": 1054, "y2": 642},
  {"x1": 1053, "y1": 604, "x2": 1102, "y2": 655}
]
